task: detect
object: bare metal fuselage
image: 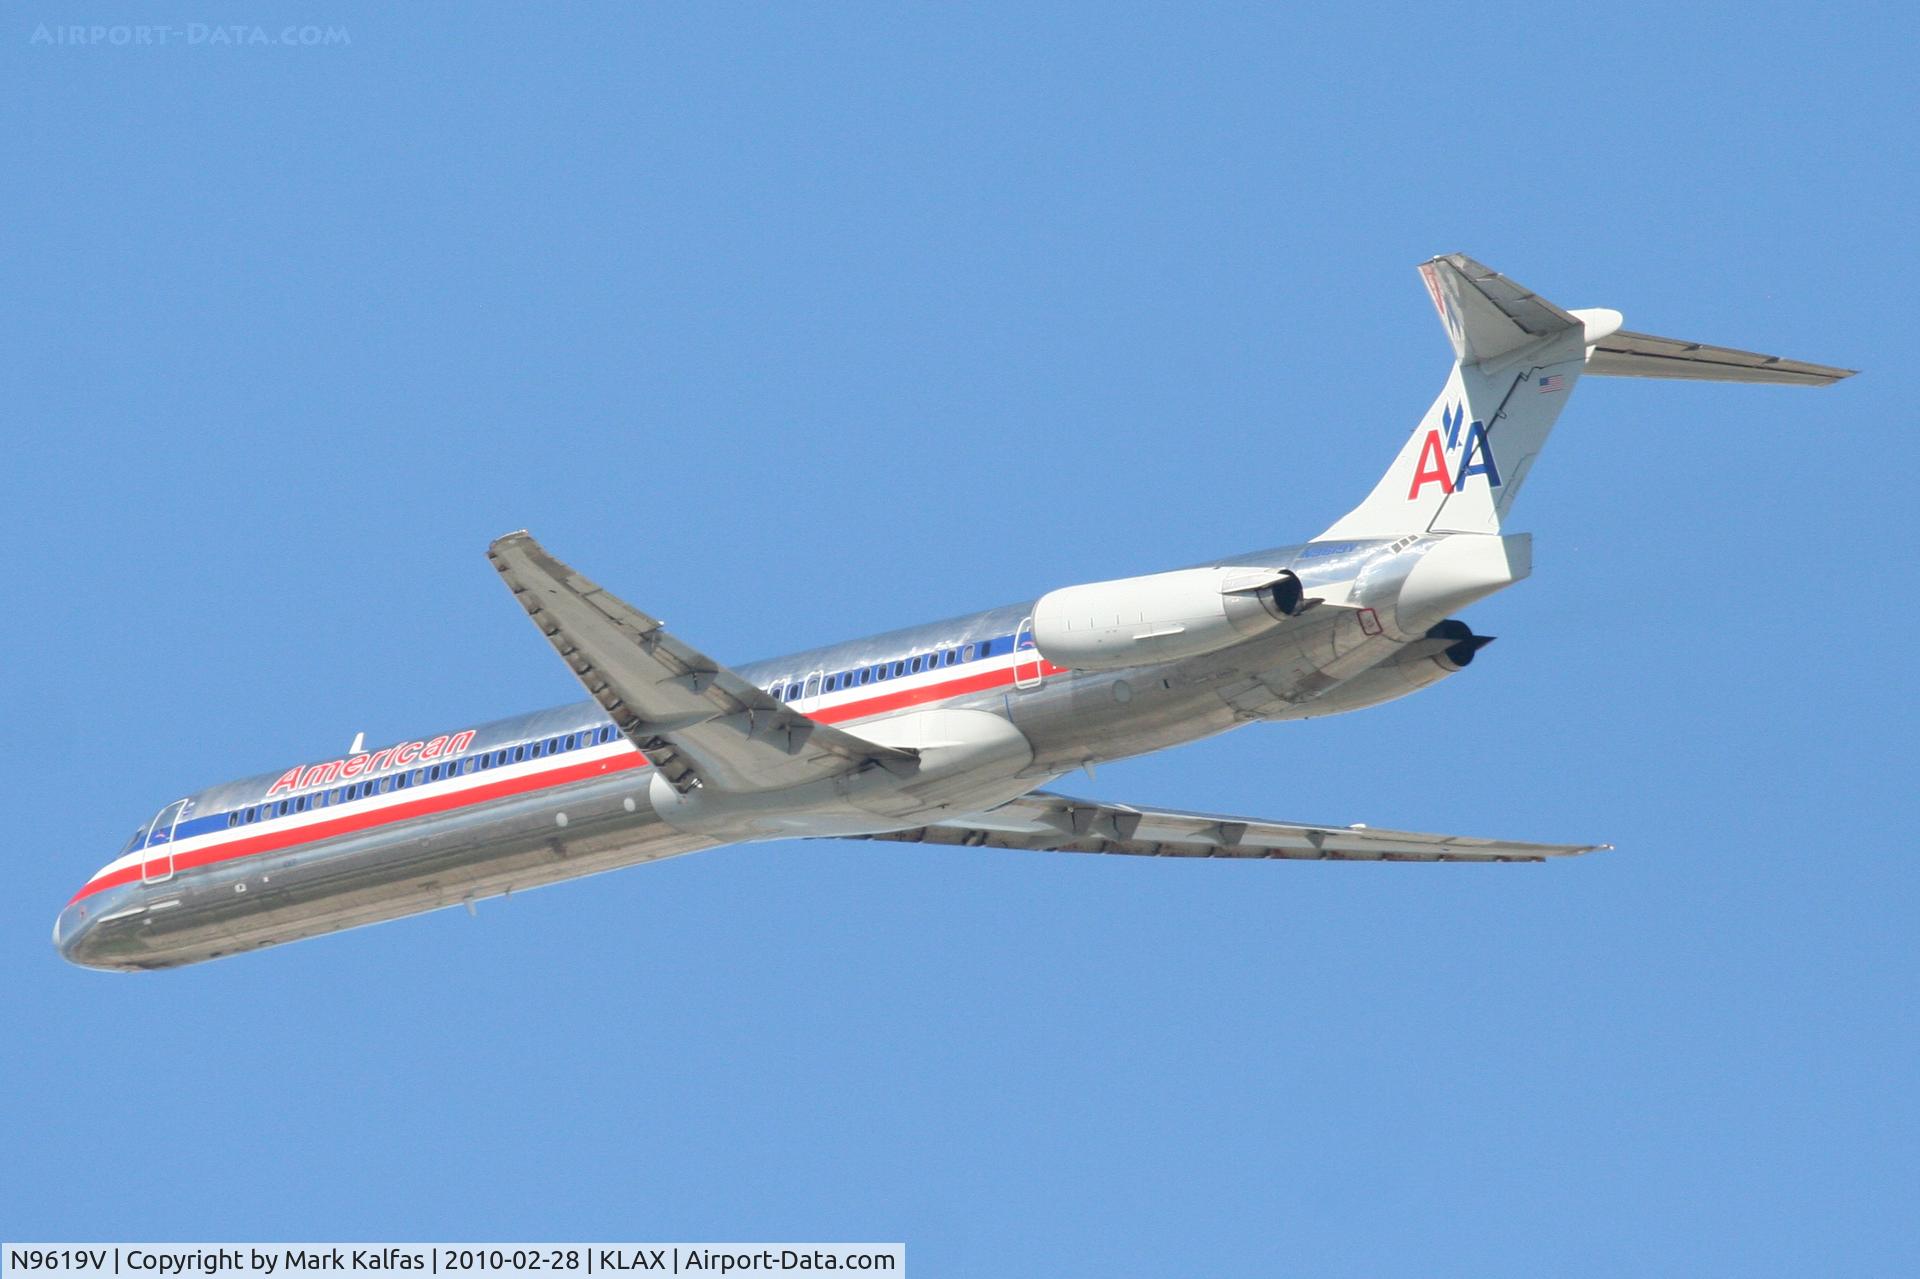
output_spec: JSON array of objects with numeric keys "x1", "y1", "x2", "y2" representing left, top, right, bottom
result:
[{"x1": 57, "y1": 533, "x2": 1518, "y2": 970}]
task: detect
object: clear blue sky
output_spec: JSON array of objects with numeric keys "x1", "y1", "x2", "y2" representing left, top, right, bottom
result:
[{"x1": 5, "y1": 3, "x2": 1915, "y2": 1273}]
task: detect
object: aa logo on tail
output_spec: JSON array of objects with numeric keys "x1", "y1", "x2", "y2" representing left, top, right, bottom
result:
[{"x1": 1408, "y1": 403, "x2": 1501, "y2": 499}]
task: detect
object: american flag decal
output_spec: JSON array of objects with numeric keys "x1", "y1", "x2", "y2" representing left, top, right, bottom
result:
[{"x1": 1536, "y1": 373, "x2": 1567, "y2": 394}]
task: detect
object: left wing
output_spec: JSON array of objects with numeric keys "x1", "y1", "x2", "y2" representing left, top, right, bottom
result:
[
  {"x1": 851, "y1": 789, "x2": 1605, "y2": 863},
  {"x1": 489, "y1": 531, "x2": 918, "y2": 794}
]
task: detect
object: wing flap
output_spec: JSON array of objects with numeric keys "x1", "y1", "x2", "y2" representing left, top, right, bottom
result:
[
  {"x1": 489, "y1": 531, "x2": 916, "y2": 793},
  {"x1": 853, "y1": 790, "x2": 1604, "y2": 863}
]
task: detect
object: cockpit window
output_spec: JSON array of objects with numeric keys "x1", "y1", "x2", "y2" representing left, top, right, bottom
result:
[{"x1": 120, "y1": 827, "x2": 148, "y2": 855}]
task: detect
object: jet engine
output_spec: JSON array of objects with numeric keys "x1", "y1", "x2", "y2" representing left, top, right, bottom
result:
[
  {"x1": 1419, "y1": 618, "x2": 1496, "y2": 674},
  {"x1": 1266, "y1": 619, "x2": 1493, "y2": 721},
  {"x1": 1032, "y1": 566, "x2": 1310, "y2": 671}
]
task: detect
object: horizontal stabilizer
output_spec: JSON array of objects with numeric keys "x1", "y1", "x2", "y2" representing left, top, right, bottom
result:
[
  {"x1": 1584, "y1": 330, "x2": 1855, "y2": 385},
  {"x1": 1420, "y1": 253, "x2": 1584, "y2": 366},
  {"x1": 851, "y1": 790, "x2": 1605, "y2": 863}
]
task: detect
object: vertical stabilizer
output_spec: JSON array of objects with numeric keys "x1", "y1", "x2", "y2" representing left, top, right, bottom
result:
[{"x1": 1318, "y1": 255, "x2": 1590, "y2": 540}]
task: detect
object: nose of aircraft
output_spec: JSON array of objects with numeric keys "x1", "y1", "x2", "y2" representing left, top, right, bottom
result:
[
  {"x1": 54, "y1": 899, "x2": 93, "y2": 965},
  {"x1": 54, "y1": 894, "x2": 121, "y2": 970}
]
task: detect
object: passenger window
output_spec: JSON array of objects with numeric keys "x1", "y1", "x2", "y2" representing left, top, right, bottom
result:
[
  {"x1": 963, "y1": 643, "x2": 976, "y2": 661},
  {"x1": 227, "y1": 813, "x2": 238, "y2": 828},
  {"x1": 411, "y1": 769, "x2": 424, "y2": 785},
  {"x1": 513, "y1": 745, "x2": 526, "y2": 763},
  {"x1": 277, "y1": 800, "x2": 290, "y2": 816},
  {"x1": 787, "y1": 684, "x2": 802, "y2": 700}
]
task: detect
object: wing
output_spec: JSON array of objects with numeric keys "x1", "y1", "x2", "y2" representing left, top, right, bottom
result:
[
  {"x1": 488, "y1": 531, "x2": 917, "y2": 793},
  {"x1": 852, "y1": 789, "x2": 1605, "y2": 863}
]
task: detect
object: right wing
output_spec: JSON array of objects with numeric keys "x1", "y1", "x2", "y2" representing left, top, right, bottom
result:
[
  {"x1": 853, "y1": 789, "x2": 1605, "y2": 863},
  {"x1": 489, "y1": 532, "x2": 917, "y2": 794}
]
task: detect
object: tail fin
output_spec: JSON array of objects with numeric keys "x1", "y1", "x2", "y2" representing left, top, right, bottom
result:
[
  {"x1": 1317, "y1": 254, "x2": 1855, "y2": 541},
  {"x1": 1320, "y1": 255, "x2": 1590, "y2": 539}
]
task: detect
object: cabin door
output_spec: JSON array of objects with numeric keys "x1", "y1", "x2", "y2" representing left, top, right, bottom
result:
[
  {"x1": 139, "y1": 799, "x2": 191, "y2": 885},
  {"x1": 1013, "y1": 616, "x2": 1045, "y2": 690}
]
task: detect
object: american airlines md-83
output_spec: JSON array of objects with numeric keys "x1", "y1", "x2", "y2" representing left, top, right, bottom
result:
[{"x1": 56, "y1": 256, "x2": 1853, "y2": 970}]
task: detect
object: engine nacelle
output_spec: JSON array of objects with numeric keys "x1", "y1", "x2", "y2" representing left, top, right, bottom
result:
[
  {"x1": 1033, "y1": 566, "x2": 1308, "y2": 671},
  {"x1": 1265, "y1": 619, "x2": 1493, "y2": 720}
]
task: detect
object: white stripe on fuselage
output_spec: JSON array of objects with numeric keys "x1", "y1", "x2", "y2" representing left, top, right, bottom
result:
[{"x1": 88, "y1": 647, "x2": 1037, "y2": 887}]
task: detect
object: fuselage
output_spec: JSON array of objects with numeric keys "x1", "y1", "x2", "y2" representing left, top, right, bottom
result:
[{"x1": 57, "y1": 533, "x2": 1521, "y2": 970}]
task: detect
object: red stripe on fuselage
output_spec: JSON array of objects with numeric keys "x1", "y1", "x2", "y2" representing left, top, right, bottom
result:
[
  {"x1": 71, "y1": 753, "x2": 647, "y2": 905},
  {"x1": 809, "y1": 658, "x2": 1064, "y2": 723},
  {"x1": 71, "y1": 654, "x2": 1070, "y2": 904}
]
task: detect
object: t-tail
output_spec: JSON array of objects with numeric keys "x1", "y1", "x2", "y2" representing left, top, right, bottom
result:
[{"x1": 1317, "y1": 254, "x2": 1855, "y2": 540}]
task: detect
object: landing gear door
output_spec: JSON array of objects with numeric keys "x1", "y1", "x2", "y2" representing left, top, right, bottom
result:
[
  {"x1": 140, "y1": 799, "x2": 191, "y2": 885},
  {"x1": 1013, "y1": 616, "x2": 1044, "y2": 690}
]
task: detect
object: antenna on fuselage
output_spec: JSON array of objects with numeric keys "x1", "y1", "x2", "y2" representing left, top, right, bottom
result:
[{"x1": 349, "y1": 731, "x2": 365, "y2": 755}]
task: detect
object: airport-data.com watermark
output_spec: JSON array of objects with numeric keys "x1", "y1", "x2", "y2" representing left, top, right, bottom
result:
[{"x1": 28, "y1": 22, "x2": 351, "y2": 48}]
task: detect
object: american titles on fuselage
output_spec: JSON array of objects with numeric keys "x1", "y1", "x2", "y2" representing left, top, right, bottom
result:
[{"x1": 266, "y1": 729, "x2": 479, "y2": 796}]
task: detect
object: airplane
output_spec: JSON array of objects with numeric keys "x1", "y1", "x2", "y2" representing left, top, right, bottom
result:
[{"x1": 54, "y1": 254, "x2": 1854, "y2": 970}]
